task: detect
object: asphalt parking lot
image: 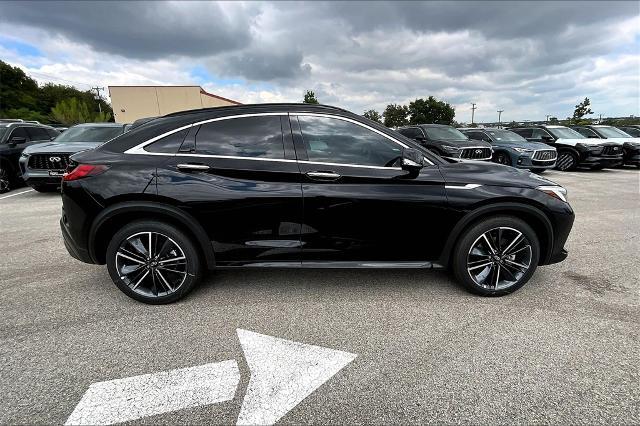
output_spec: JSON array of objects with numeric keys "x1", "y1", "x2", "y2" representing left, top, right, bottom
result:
[{"x1": 1, "y1": 168, "x2": 638, "y2": 424}]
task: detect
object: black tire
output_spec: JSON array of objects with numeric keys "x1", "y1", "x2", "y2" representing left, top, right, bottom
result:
[
  {"x1": 590, "y1": 165, "x2": 606, "y2": 171},
  {"x1": 494, "y1": 152, "x2": 512, "y2": 166},
  {"x1": 452, "y1": 216, "x2": 540, "y2": 296},
  {"x1": 555, "y1": 150, "x2": 578, "y2": 171},
  {"x1": 106, "y1": 220, "x2": 202, "y2": 304},
  {"x1": 531, "y1": 168, "x2": 546, "y2": 174},
  {"x1": 0, "y1": 165, "x2": 11, "y2": 193}
]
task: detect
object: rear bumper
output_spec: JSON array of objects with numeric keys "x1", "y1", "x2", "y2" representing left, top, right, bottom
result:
[{"x1": 60, "y1": 217, "x2": 93, "y2": 264}]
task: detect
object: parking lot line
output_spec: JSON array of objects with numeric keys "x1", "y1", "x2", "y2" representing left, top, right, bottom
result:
[{"x1": 0, "y1": 189, "x2": 34, "y2": 200}]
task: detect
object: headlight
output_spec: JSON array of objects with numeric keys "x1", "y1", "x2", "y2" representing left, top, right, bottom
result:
[
  {"x1": 536, "y1": 185, "x2": 568, "y2": 202},
  {"x1": 441, "y1": 145, "x2": 461, "y2": 154},
  {"x1": 513, "y1": 147, "x2": 534, "y2": 153}
]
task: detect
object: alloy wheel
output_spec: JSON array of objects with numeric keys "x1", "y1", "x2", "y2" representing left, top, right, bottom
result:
[
  {"x1": 496, "y1": 153, "x2": 509, "y2": 165},
  {"x1": 466, "y1": 226, "x2": 532, "y2": 290},
  {"x1": 115, "y1": 231, "x2": 188, "y2": 297},
  {"x1": 556, "y1": 152, "x2": 576, "y2": 171}
]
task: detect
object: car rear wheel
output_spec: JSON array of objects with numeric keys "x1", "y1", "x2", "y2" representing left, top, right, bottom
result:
[
  {"x1": 555, "y1": 151, "x2": 578, "y2": 171},
  {"x1": 452, "y1": 216, "x2": 540, "y2": 296},
  {"x1": 106, "y1": 221, "x2": 202, "y2": 304},
  {"x1": 0, "y1": 166, "x2": 11, "y2": 193}
]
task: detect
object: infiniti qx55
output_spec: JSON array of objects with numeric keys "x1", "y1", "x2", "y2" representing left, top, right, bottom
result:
[{"x1": 60, "y1": 104, "x2": 574, "y2": 304}]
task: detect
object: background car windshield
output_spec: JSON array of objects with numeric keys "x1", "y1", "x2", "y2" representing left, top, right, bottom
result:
[
  {"x1": 547, "y1": 127, "x2": 584, "y2": 139},
  {"x1": 54, "y1": 126, "x2": 122, "y2": 142},
  {"x1": 0, "y1": 127, "x2": 7, "y2": 140},
  {"x1": 424, "y1": 127, "x2": 467, "y2": 140},
  {"x1": 486, "y1": 129, "x2": 527, "y2": 142},
  {"x1": 597, "y1": 127, "x2": 632, "y2": 138}
]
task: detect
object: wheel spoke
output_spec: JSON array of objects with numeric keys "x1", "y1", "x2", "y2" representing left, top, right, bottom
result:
[
  {"x1": 131, "y1": 270, "x2": 150, "y2": 290},
  {"x1": 116, "y1": 251, "x2": 146, "y2": 265},
  {"x1": 502, "y1": 231, "x2": 523, "y2": 255},
  {"x1": 482, "y1": 234, "x2": 497, "y2": 255},
  {"x1": 504, "y1": 259, "x2": 529, "y2": 271},
  {"x1": 120, "y1": 263, "x2": 144, "y2": 275},
  {"x1": 507, "y1": 244, "x2": 531, "y2": 256},
  {"x1": 129, "y1": 237, "x2": 148, "y2": 258},
  {"x1": 159, "y1": 256, "x2": 186, "y2": 265},
  {"x1": 493, "y1": 264, "x2": 501, "y2": 288},
  {"x1": 148, "y1": 232, "x2": 153, "y2": 259},
  {"x1": 155, "y1": 270, "x2": 175, "y2": 292},
  {"x1": 156, "y1": 238, "x2": 174, "y2": 260},
  {"x1": 500, "y1": 263, "x2": 519, "y2": 281},
  {"x1": 468, "y1": 261, "x2": 493, "y2": 271},
  {"x1": 157, "y1": 266, "x2": 187, "y2": 275}
]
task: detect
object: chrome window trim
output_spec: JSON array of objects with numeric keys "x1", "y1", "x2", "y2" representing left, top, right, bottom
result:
[
  {"x1": 124, "y1": 113, "x2": 287, "y2": 155},
  {"x1": 124, "y1": 110, "x2": 435, "y2": 168}
]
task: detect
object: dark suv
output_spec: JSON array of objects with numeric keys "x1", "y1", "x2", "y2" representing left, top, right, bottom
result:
[
  {"x1": 570, "y1": 125, "x2": 639, "y2": 168},
  {"x1": 397, "y1": 124, "x2": 492, "y2": 160},
  {"x1": 0, "y1": 120, "x2": 59, "y2": 193},
  {"x1": 509, "y1": 125, "x2": 623, "y2": 171},
  {"x1": 460, "y1": 127, "x2": 557, "y2": 172},
  {"x1": 19, "y1": 123, "x2": 126, "y2": 192},
  {"x1": 61, "y1": 104, "x2": 574, "y2": 304}
]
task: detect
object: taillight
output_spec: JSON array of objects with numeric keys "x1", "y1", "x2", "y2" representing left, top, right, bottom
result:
[{"x1": 63, "y1": 164, "x2": 109, "y2": 181}]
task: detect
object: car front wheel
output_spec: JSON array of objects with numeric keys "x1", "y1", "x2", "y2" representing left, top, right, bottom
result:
[
  {"x1": 452, "y1": 216, "x2": 540, "y2": 296},
  {"x1": 0, "y1": 165, "x2": 11, "y2": 193},
  {"x1": 555, "y1": 151, "x2": 578, "y2": 171},
  {"x1": 106, "y1": 221, "x2": 202, "y2": 304}
]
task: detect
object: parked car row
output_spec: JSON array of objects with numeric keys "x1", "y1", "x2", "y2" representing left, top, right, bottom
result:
[
  {"x1": 0, "y1": 121, "x2": 126, "y2": 193},
  {"x1": 397, "y1": 122, "x2": 639, "y2": 172}
]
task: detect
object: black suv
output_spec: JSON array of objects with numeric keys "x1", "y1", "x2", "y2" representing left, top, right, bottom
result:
[
  {"x1": 0, "y1": 120, "x2": 60, "y2": 193},
  {"x1": 61, "y1": 104, "x2": 574, "y2": 304},
  {"x1": 509, "y1": 125, "x2": 623, "y2": 171},
  {"x1": 397, "y1": 124, "x2": 492, "y2": 160},
  {"x1": 570, "y1": 125, "x2": 639, "y2": 168}
]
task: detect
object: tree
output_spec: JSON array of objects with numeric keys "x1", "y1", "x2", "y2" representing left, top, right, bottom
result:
[
  {"x1": 362, "y1": 109, "x2": 382, "y2": 123},
  {"x1": 0, "y1": 61, "x2": 39, "y2": 115},
  {"x1": 51, "y1": 98, "x2": 111, "y2": 126},
  {"x1": 303, "y1": 90, "x2": 319, "y2": 104},
  {"x1": 573, "y1": 97, "x2": 593, "y2": 122},
  {"x1": 408, "y1": 96, "x2": 455, "y2": 125},
  {"x1": 383, "y1": 104, "x2": 409, "y2": 127}
]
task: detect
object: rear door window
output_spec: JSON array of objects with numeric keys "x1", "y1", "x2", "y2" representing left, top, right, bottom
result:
[
  {"x1": 9, "y1": 127, "x2": 30, "y2": 141},
  {"x1": 398, "y1": 128, "x2": 423, "y2": 139},
  {"x1": 531, "y1": 128, "x2": 551, "y2": 140},
  {"x1": 146, "y1": 128, "x2": 189, "y2": 153},
  {"x1": 195, "y1": 116, "x2": 285, "y2": 159}
]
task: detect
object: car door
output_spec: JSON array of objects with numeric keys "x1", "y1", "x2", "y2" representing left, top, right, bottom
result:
[
  {"x1": 4, "y1": 126, "x2": 32, "y2": 173},
  {"x1": 25, "y1": 126, "x2": 54, "y2": 146},
  {"x1": 292, "y1": 114, "x2": 449, "y2": 263},
  {"x1": 156, "y1": 114, "x2": 303, "y2": 266}
]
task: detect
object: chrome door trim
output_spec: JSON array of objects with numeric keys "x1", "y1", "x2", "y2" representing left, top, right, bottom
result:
[
  {"x1": 444, "y1": 183, "x2": 482, "y2": 190},
  {"x1": 306, "y1": 171, "x2": 341, "y2": 179}
]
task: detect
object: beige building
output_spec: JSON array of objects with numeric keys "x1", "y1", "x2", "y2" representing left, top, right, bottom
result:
[{"x1": 108, "y1": 85, "x2": 241, "y2": 123}]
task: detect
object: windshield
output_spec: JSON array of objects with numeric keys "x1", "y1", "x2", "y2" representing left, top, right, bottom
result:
[
  {"x1": 486, "y1": 129, "x2": 527, "y2": 143},
  {"x1": 424, "y1": 127, "x2": 467, "y2": 141},
  {"x1": 596, "y1": 126, "x2": 632, "y2": 138},
  {"x1": 547, "y1": 127, "x2": 584, "y2": 139},
  {"x1": 0, "y1": 127, "x2": 8, "y2": 140},
  {"x1": 54, "y1": 126, "x2": 122, "y2": 143}
]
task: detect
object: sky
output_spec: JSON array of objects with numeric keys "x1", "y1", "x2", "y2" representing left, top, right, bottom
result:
[{"x1": 0, "y1": 1, "x2": 638, "y2": 123}]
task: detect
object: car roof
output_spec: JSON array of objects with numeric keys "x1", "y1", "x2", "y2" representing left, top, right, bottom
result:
[
  {"x1": 0, "y1": 122, "x2": 55, "y2": 129},
  {"x1": 71, "y1": 122, "x2": 125, "y2": 128},
  {"x1": 163, "y1": 103, "x2": 350, "y2": 119}
]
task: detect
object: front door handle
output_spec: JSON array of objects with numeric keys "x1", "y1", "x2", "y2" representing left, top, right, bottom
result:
[
  {"x1": 306, "y1": 171, "x2": 341, "y2": 181},
  {"x1": 177, "y1": 163, "x2": 210, "y2": 171}
]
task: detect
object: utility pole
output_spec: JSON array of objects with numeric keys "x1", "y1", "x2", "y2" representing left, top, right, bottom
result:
[
  {"x1": 471, "y1": 103, "x2": 477, "y2": 124},
  {"x1": 598, "y1": 113, "x2": 602, "y2": 123},
  {"x1": 91, "y1": 86, "x2": 105, "y2": 113},
  {"x1": 497, "y1": 110, "x2": 504, "y2": 127},
  {"x1": 546, "y1": 114, "x2": 550, "y2": 123}
]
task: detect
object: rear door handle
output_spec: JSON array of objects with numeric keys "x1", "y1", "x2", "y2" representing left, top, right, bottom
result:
[
  {"x1": 306, "y1": 171, "x2": 341, "y2": 180},
  {"x1": 177, "y1": 163, "x2": 210, "y2": 171}
]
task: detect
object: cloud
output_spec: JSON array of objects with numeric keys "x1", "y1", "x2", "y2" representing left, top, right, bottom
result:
[{"x1": 0, "y1": 0, "x2": 638, "y2": 122}]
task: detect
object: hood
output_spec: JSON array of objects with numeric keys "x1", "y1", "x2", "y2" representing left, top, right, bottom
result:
[
  {"x1": 599, "y1": 137, "x2": 640, "y2": 144},
  {"x1": 555, "y1": 137, "x2": 622, "y2": 146},
  {"x1": 23, "y1": 141, "x2": 102, "y2": 155},
  {"x1": 491, "y1": 140, "x2": 554, "y2": 150},
  {"x1": 440, "y1": 159, "x2": 558, "y2": 189},
  {"x1": 431, "y1": 138, "x2": 492, "y2": 148}
]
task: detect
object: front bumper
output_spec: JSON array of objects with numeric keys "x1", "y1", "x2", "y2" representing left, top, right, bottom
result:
[
  {"x1": 513, "y1": 155, "x2": 556, "y2": 170},
  {"x1": 19, "y1": 158, "x2": 65, "y2": 187},
  {"x1": 579, "y1": 154, "x2": 623, "y2": 169},
  {"x1": 623, "y1": 149, "x2": 640, "y2": 166}
]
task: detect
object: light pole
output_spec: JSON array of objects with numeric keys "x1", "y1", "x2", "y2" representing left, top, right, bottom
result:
[
  {"x1": 471, "y1": 103, "x2": 477, "y2": 124},
  {"x1": 497, "y1": 110, "x2": 504, "y2": 127},
  {"x1": 546, "y1": 114, "x2": 550, "y2": 123}
]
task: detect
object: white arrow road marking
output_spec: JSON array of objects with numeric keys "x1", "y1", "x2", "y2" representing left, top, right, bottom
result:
[
  {"x1": 65, "y1": 360, "x2": 240, "y2": 425},
  {"x1": 236, "y1": 329, "x2": 357, "y2": 425}
]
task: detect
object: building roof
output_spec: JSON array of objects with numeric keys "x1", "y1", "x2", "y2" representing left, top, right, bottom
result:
[{"x1": 108, "y1": 85, "x2": 241, "y2": 105}]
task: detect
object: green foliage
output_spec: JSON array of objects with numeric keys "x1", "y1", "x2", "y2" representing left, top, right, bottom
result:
[
  {"x1": 408, "y1": 96, "x2": 455, "y2": 125},
  {"x1": 549, "y1": 117, "x2": 559, "y2": 123},
  {"x1": 572, "y1": 97, "x2": 593, "y2": 122},
  {"x1": 51, "y1": 98, "x2": 111, "y2": 126},
  {"x1": 303, "y1": 90, "x2": 319, "y2": 104},
  {"x1": 0, "y1": 60, "x2": 113, "y2": 124},
  {"x1": 601, "y1": 117, "x2": 640, "y2": 126},
  {"x1": 383, "y1": 104, "x2": 409, "y2": 127},
  {"x1": 362, "y1": 109, "x2": 382, "y2": 123}
]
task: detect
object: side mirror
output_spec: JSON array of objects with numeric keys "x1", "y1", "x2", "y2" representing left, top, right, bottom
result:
[
  {"x1": 9, "y1": 136, "x2": 27, "y2": 146},
  {"x1": 414, "y1": 136, "x2": 427, "y2": 143},
  {"x1": 401, "y1": 148, "x2": 425, "y2": 174},
  {"x1": 541, "y1": 135, "x2": 553, "y2": 142}
]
